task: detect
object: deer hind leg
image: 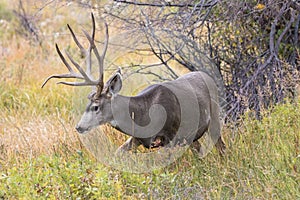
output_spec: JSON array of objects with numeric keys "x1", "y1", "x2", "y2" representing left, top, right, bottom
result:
[
  {"x1": 191, "y1": 140, "x2": 205, "y2": 157},
  {"x1": 209, "y1": 123, "x2": 226, "y2": 156},
  {"x1": 215, "y1": 137, "x2": 226, "y2": 155},
  {"x1": 116, "y1": 137, "x2": 140, "y2": 154},
  {"x1": 208, "y1": 101, "x2": 226, "y2": 156}
]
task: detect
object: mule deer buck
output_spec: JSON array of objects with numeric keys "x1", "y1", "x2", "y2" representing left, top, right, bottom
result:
[{"x1": 42, "y1": 13, "x2": 225, "y2": 156}]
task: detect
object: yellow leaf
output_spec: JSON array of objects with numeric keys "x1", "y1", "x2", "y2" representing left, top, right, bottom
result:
[{"x1": 255, "y1": 3, "x2": 265, "y2": 10}]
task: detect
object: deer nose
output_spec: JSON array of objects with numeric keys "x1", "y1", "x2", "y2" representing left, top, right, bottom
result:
[{"x1": 75, "y1": 125, "x2": 85, "y2": 134}]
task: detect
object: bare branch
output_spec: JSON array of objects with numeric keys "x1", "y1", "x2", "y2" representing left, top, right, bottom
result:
[{"x1": 113, "y1": 0, "x2": 218, "y2": 8}]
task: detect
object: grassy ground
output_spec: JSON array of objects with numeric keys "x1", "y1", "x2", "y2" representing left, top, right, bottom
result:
[
  {"x1": 1, "y1": 102, "x2": 299, "y2": 199},
  {"x1": 0, "y1": 1, "x2": 299, "y2": 199}
]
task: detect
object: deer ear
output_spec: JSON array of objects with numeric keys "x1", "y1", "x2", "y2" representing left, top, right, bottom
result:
[{"x1": 106, "y1": 72, "x2": 122, "y2": 96}]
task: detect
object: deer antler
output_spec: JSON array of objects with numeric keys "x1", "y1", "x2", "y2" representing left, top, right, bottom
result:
[{"x1": 41, "y1": 13, "x2": 109, "y2": 94}]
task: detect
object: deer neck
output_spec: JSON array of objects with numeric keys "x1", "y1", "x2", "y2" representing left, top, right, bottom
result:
[{"x1": 109, "y1": 94, "x2": 142, "y2": 137}]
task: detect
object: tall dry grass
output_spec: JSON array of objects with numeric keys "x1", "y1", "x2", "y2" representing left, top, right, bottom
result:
[
  {"x1": 0, "y1": 1, "x2": 91, "y2": 165},
  {"x1": 0, "y1": 0, "x2": 154, "y2": 165}
]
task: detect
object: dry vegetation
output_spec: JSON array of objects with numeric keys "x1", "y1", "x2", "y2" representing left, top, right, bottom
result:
[
  {"x1": 0, "y1": 1, "x2": 82, "y2": 163},
  {"x1": 0, "y1": 1, "x2": 299, "y2": 199}
]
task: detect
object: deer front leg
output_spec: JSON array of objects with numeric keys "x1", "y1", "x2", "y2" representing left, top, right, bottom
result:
[{"x1": 116, "y1": 137, "x2": 141, "y2": 154}]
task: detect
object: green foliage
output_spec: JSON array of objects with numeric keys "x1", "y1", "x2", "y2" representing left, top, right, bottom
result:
[
  {"x1": 1, "y1": 102, "x2": 300, "y2": 199},
  {"x1": 0, "y1": 82, "x2": 75, "y2": 119},
  {"x1": 0, "y1": 1, "x2": 13, "y2": 21}
]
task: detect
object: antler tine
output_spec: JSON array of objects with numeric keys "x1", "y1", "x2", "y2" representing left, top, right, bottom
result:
[
  {"x1": 56, "y1": 81, "x2": 97, "y2": 86},
  {"x1": 41, "y1": 13, "x2": 108, "y2": 90},
  {"x1": 67, "y1": 24, "x2": 86, "y2": 58},
  {"x1": 41, "y1": 44, "x2": 85, "y2": 88},
  {"x1": 68, "y1": 22, "x2": 93, "y2": 77},
  {"x1": 41, "y1": 73, "x2": 84, "y2": 88},
  {"x1": 55, "y1": 43, "x2": 74, "y2": 74},
  {"x1": 64, "y1": 50, "x2": 96, "y2": 84},
  {"x1": 86, "y1": 12, "x2": 96, "y2": 77},
  {"x1": 98, "y1": 20, "x2": 109, "y2": 85},
  {"x1": 100, "y1": 21, "x2": 109, "y2": 79},
  {"x1": 82, "y1": 13, "x2": 109, "y2": 91}
]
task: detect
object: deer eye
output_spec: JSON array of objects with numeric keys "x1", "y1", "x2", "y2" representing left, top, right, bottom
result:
[{"x1": 91, "y1": 105, "x2": 99, "y2": 112}]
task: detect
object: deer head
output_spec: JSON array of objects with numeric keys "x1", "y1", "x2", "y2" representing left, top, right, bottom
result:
[
  {"x1": 42, "y1": 13, "x2": 119, "y2": 134},
  {"x1": 75, "y1": 69, "x2": 123, "y2": 133}
]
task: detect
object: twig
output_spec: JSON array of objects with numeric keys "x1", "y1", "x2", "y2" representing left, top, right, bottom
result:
[{"x1": 113, "y1": 0, "x2": 218, "y2": 8}]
